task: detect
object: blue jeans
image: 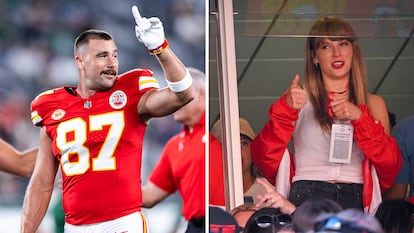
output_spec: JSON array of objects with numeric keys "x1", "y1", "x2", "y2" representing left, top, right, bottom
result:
[{"x1": 288, "y1": 180, "x2": 364, "y2": 210}]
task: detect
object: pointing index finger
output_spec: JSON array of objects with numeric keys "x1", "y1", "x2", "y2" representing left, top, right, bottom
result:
[
  {"x1": 132, "y1": 5, "x2": 143, "y2": 24},
  {"x1": 257, "y1": 178, "x2": 274, "y2": 193}
]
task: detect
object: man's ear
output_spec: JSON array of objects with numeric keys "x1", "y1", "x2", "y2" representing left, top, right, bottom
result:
[{"x1": 75, "y1": 56, "x2": 84, "y2": 70}]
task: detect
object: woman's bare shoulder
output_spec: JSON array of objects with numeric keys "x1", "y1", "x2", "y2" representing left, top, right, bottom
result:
[
  {"x1": 367, "y1": 93, "x2": 391, "y2": 133},
  {"x1": 368, "y1": 93, "x2": 385, "y2": 105}
]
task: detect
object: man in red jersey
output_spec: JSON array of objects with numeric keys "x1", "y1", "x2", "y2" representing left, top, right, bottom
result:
[
  {"x1": 142, "y1": 67, "x2": 206, "y2": 233},
  {"x1": 20, "y1": 5, "x2": 195, "y2": 233}
]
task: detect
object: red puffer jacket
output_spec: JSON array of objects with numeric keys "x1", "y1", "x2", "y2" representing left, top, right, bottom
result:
[{"x1": 251, "y1": 94, "x2": 402, "y2": 213}]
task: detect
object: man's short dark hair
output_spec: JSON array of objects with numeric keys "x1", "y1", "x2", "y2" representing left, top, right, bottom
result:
[{"x1": 74, "y1": 29, "x2": 113, "y2": 55}]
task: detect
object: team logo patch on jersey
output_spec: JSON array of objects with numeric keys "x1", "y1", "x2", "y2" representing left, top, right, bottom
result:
[
  {"x1": 51, "y1": 109, "x2": 66, "y2": 121},
  {"x1": 109, "y1": 90, "x2": 127, "y2": 109}
]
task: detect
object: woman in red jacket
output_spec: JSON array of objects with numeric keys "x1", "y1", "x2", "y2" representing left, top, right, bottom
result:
[{"x1": 251, "y1": 16, "x2": 402, "y2": 214}]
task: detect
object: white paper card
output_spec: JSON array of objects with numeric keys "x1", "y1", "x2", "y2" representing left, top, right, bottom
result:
[{"x1": 329, "y1": 123, "x2": 353, "y2": 163}]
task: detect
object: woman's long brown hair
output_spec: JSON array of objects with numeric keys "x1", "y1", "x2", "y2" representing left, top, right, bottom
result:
[{"x1": 303, "y1": 16, "x2": 368, "y2": 132}]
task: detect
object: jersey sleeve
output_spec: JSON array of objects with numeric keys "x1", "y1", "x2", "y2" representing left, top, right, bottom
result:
[
  {"x1": 119, "y1": 69, "x2": 159, "y2": 93},
  {"x1": 148, "y1": 139, "x2": 177, "y2": 194},
  {"x1": 30, "y1": 88, "x2": 65, "y2": 127}
]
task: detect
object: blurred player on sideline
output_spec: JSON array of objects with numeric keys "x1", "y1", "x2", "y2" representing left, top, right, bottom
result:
[
  {"x1": 142, "y1": 67, "x2": 206, "y2": 233},
  {"x1": 20, "y1": 4, "x2": 195, "y2": 233}
]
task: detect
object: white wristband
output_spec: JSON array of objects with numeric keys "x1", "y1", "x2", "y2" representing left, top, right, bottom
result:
[{"x1": 166, "y1": 70, "x2": 192, "y2": 92}]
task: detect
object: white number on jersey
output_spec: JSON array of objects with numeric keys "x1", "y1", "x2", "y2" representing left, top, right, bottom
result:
[{"x1": 57, "y1": 112, "x2": 125, "y2": 176}]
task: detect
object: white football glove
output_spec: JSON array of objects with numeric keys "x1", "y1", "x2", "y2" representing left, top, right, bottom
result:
[{"x1": 132, "y1": 5, "x2": 165, "y2": 50}]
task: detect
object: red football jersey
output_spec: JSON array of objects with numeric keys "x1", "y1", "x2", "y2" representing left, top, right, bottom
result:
[
  {"x1": 149, "y1": 115, "x2": 206, "y2": 221},
  {"x1": 30, "y1": 69, "x2": 159, "y2": 225},
  {"x1": 208, "y1": 133, "x2": 225, "y2": 206}
]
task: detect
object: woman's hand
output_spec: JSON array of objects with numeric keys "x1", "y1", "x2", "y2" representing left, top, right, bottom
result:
[
  {"x1": 330, "y1": 96, "x2": 362, "y2": 121},
  {"x1": 285, "y1": 74, "x2": 307, "y2": 110},
  {"x1": 255, "y1": 178, "x2": 296, "y2": 215}
]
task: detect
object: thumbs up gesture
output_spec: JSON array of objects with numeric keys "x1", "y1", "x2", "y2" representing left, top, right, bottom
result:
[
  {"x1": 132, "y1": 5, "x2": 167, "y2": 54},
  {"x1": 285, "y1": 74, "x2": 307, "y2": 110}
]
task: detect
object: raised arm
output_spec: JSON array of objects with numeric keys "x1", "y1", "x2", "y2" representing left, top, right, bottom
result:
[
  {"x1": 131, "y1": 5, "x2": 195, "y2": 122},
  {"x1": 20, "y1": 127, "x2": 59, "y2": 233},
  {"x1": 251, "y1": 76, "x2": 305, "y2": 184}
]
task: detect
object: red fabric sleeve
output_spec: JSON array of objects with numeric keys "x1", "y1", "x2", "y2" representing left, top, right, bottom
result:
[
  {"x1": 250, "y1": 94, "x2": 298, "y2": 185},
  {"x1": 351, "y1": 104, "x2": 402, "y2": 192},
  {"x1": 149, "y1": 141, "x2": 176, "y2": 194},
  {"x1": 362, "y1": 158, "x2": 373, "y2": 209},
  {"x1": 208, "y1": 134, "x2": 226, "y2": 206}
]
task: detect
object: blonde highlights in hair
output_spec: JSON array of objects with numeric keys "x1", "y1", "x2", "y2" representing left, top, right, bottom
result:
[{"x1": 303, "y1": 16, "x2": 368, "y2": 132}]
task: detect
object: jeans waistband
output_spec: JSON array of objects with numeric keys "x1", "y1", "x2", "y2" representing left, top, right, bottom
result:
[{"x1": 293, "y1": 180, "x2": 363, "y2": 192}]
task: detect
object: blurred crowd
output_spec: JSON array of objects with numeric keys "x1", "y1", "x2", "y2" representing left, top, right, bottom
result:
[{"x1": 0, "y1": 0, "x2": 205, "y2": 232}]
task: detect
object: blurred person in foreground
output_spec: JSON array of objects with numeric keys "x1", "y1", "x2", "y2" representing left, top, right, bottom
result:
[
  {"x1": 230, "y1": 203, "x2": 258, "y2": 229},
  {"x1": 20, "y1": 4, "x2": 195, "y2": 233},
  {"x1": 0, "y1": 138, "x2": 37, "y2": 177},
  {"x1": 291, "y1": 197, "x2": 342, "y2": 232},
  {"x1": 243, "y1": 207, "x2": 292, "y2": 233},
  {"x1": 314, "y1": 208, "x2": 383, "y2": 233},
  {"x1": 209, "y1": 206, "x2": 240, "y2": 233},
  {"x1": 375, "y1": 198, "x2": 414, "y2": 233},
  {"x1": 141, "y1": 67, "x2": 205, "y2": 233}
]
